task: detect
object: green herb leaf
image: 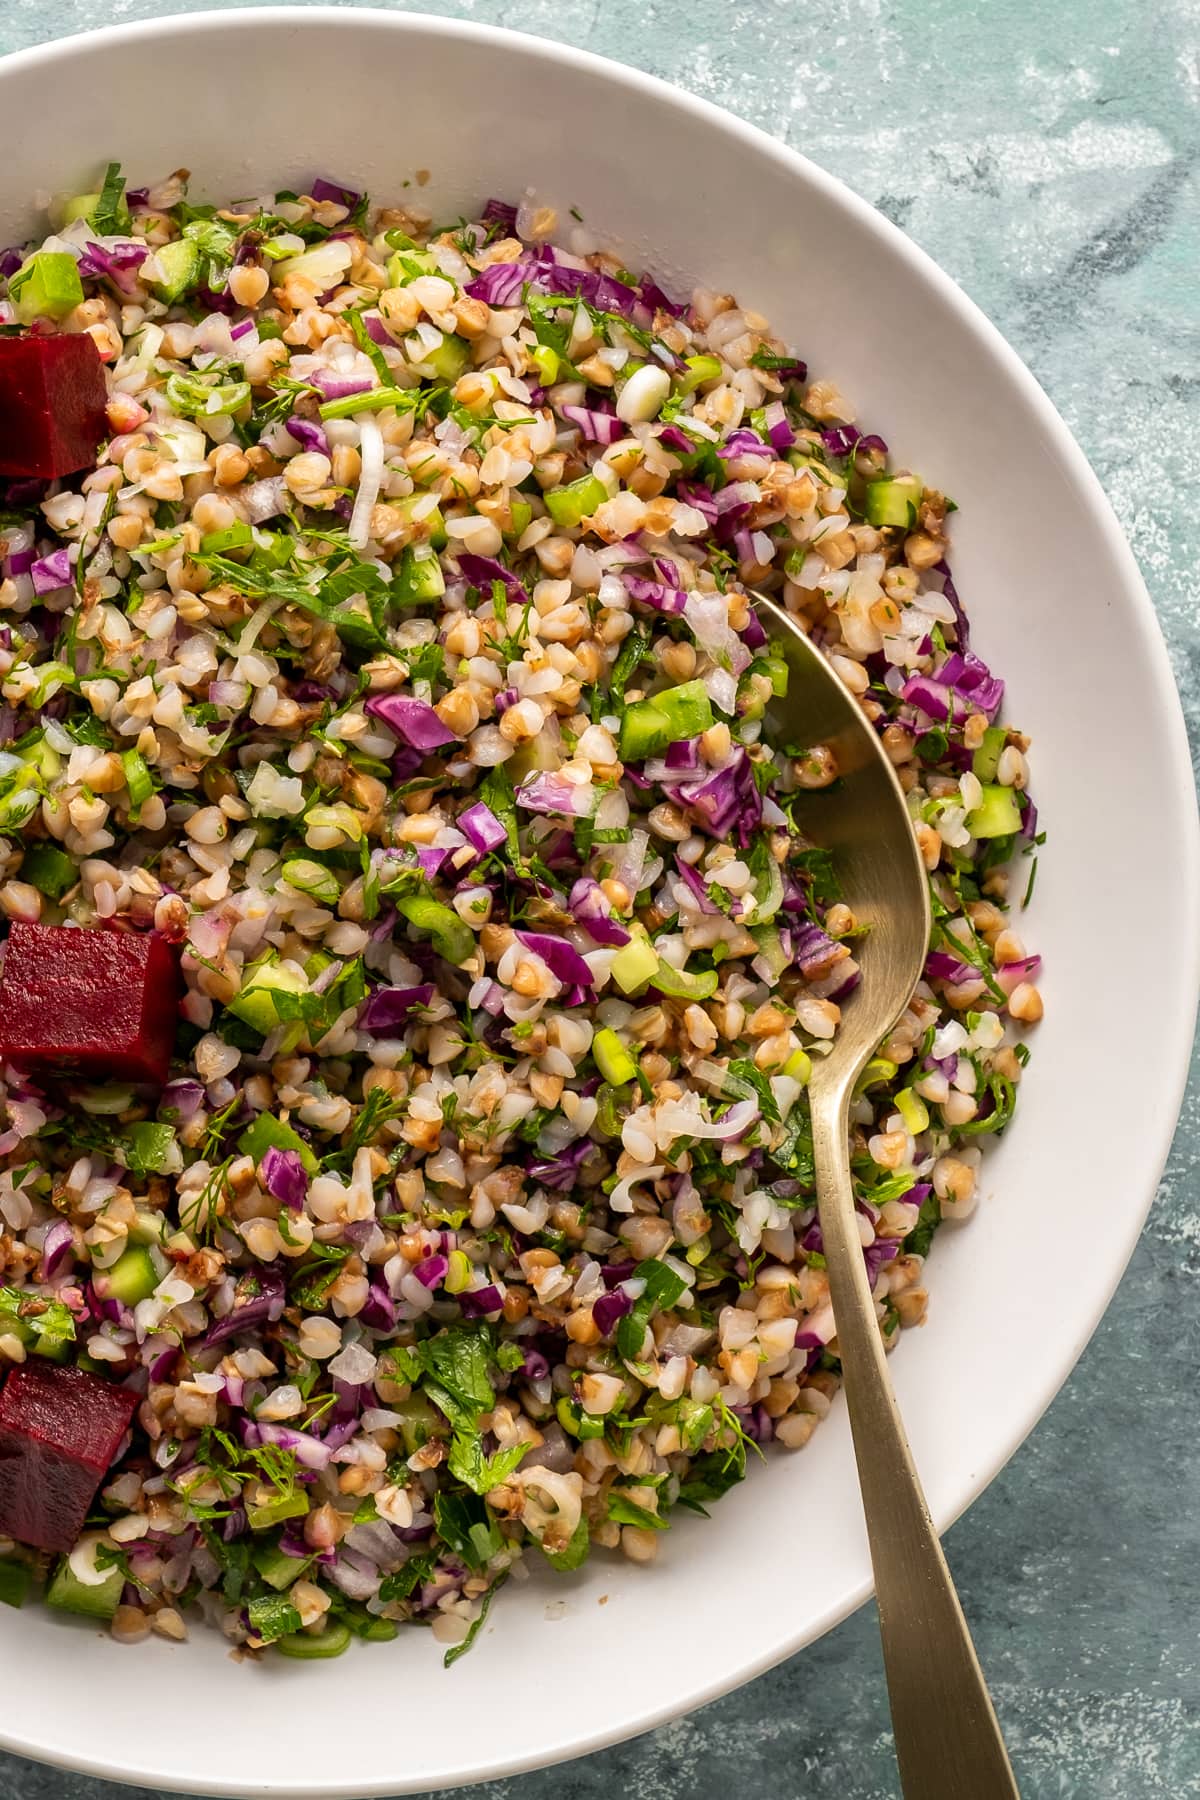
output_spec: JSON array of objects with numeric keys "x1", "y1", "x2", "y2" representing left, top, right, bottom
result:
[
  {"x1": 247, "y1": 1593, "x2": 303, "y2": 1644},
  {"x1": 617, "y1": 1259, "x2": 687, "y2": 1361}
]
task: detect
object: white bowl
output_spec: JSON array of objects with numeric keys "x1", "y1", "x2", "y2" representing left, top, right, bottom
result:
[{"x1": 0, "y1": 10, "x2": 1195, "y2": 1794}]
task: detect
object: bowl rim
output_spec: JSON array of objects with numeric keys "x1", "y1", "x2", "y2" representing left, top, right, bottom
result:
[{"x1": 0, "y1": 7, "x2": 1197, "y2": 1793}]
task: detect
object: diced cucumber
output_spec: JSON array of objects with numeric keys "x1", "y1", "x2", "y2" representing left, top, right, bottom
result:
[
  {"x1": 46, "y1": 1556, "x2": 123, "y2": 1620},
  {"x1": 610, "y1": 937, "x2": 660, "y2": 995},
  {"x1": 237, "y1": 1111, "x2": 319, "y2": 1176},
  {"x1": 393, "y1": 493, "x2": 447, "y2": 548},
  {"x1": 10, "y1": 253, "x2": 84, "y2": 324},
  {"x1": 414, "y1": 334, "x2": 470, "y2": 383},
  {"x1": 971, "y1": 726, "x2": 1007, "y2": 783},
  {"x1": 593, "y1": 1026, "x2": 637, "y2": 1086},
  {"x1": 95, "y1": 1244, "x2": 160, "y2": 1306},
  {"x1": 865, "y1": 475, "x2": 922, "y2": 529},
  {"x1": 61, "y1": 190, "x2": 130, "y2": 232},
  {"x1": 252, "y1": 1541, "x2": 314, "y2": 1592},
  {"x1": 386, "y1": 248, "x2": 439, "y2": 286},
  {"x1": 619, "y1": 678, "x2": 714, "y2": 762},
  {"x1": 20, "y1": 842, "x2": 76, "y2": 900},
  {"x1": 228, "y1": 957, "x2": 308, "y2": 1035},
  {"x1": 394, "y1": 542, "x2": 446, "y2": 607},
  {"x1": 276, "y1": 1620, "x2": 353, "y2": 1659},
  {"x1": 544, "y1": 472, "x2": 608, "y2": 529},
  {"x1": 19, "y1": 734, "x2": 62, "y2": 782},
  {"x1": 147, "y1": 237, "x2": 200, "y2": 303},
  {"x1": 966, "y1": 783, "x2": 1022, "y2": 839}
]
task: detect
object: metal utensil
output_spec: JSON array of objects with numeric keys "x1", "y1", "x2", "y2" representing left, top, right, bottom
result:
[{"x1": 757, "y1": 593, "x2": 1020, "y2": 1798}]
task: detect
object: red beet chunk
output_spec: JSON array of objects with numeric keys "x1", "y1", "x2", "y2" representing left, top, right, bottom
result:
[
  {"x1": 0, "y1": 1361, "x2": 138, "y2": 1553},
  {"x1": 0, "y1": 922, "x2": 179, "y2": 1085},
  {"x1": 0, "y1": 334, "x2": 108, "y2": 480}
]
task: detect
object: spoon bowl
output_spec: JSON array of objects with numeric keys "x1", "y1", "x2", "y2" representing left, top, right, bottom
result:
[
  {"x1": 758, "y1": 593, "x2": 1020, "y2": 1798},
  {"x1": 759, "y1": 593, "x2": 930, "y2": 1071}
]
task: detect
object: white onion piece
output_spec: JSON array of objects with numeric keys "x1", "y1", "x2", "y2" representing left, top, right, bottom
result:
[{"x1": 348, "y1": 413, "x2": 384, "y2": 550}]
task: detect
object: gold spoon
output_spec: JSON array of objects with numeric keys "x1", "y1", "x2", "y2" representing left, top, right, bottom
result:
[{"x1": 757, "y1": 593, "x2": 1021, "y2": 1798}]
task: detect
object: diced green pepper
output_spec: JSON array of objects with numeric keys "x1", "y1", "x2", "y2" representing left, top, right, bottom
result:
[
  {"x1": 245, "y1": 1488, "x2": 310, "y2": 1532},
  {"x1": 856, "y1": 1056, "x2": 898, "y2": 1092},
  {"x1": 199, "y1": 520, "x2": 255, "y2": 557},
  {"x1": 865, "y1": 474, "x2": 922, "y2": 529},
  {"x1": 966, "y1": 783, "x2": 1022, "y2": 839},
  {"x1": 505, "y1": 499, "x2": 533, "y2": 540},
  {"x1": 649, "y1": 958, "x2": 719, "y2": 1001},
  {"x1": 10, "y1": 253, "x2": 84, "y2": 324},
  {"x1": 281, "y1": 858, "x2": 341, "y2": 907},
  {"x1": 0, "y1": 1557, "x2": 32, "y2": 1608},
  {"x1": 237, "y1": 1112, "x2": 319, "y2": 1176},
  {"x1": 593, "y1": 1026, "x2": 637, "y2": 1086},
  {"x1": 556, "y1": 1396, "x2": 604, "y2": 1440},
  {"x1": 121, "y1": 749, "x2": 154, "y2": 821},
  {"x1": 165, "y1": 373, "x2": 251, "y2": 419},
  {"x1": 396, "y1": 894, "x2": 474, "y2": 965},
  {"x1": 531, "y1": 345, "x2": 559, "y2": 385},
  {"x1": 609, "y1": 937, "x2": 660, "y2": 995},
  {"x1": 676, "y1": 353, "x2": 722, "y2": 394},
  {"x1": 543, "y1": 472, "x2": 608, "y2": 529},
  {"x1": 971, "y1": 726, "x2": 1007, "y2": 783},
  {"x1": 19, "y1": 842, "x2": 76, "y2": 900},
  {"x1": 618, "y1": 678, "x2": 714, "y2": 762},
  {"x1": 895, "y1": 1088, "x2": 930, "y2": 1136},
  {"x1": 276, "y1": 1620, "x2": 353, "y2": 1659}
]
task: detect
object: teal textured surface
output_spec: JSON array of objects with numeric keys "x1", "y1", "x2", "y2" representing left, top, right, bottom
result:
[{"x1": 0, "y1": 3, "x2": 1197, "y2": 1796}]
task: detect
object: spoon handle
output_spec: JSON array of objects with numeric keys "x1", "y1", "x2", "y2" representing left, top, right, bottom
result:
[{"x1": 811, "y1": 1082, "x2": 1021, "y2": 1799}]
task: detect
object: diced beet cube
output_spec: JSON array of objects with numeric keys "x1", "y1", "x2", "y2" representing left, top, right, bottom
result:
[
  {"x1": 0, "y1": 922, "x2": 179, "y2": 1085},
  {"x1": 0, "y1": 334, "x2": 108, "y2": 480},
  {"x1": 0, "y1": 1361, "x2": 138, "y2": 1553}
]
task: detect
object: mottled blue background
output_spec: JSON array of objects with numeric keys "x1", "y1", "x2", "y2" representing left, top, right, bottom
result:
[{"x1": 1, "y1": 2, "x2": 1198, "y2": 1796}]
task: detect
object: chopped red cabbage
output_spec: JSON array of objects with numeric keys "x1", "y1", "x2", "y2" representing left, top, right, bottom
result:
[{"x1": 365, "y1": 693, "x2": 458, "y2": 749}]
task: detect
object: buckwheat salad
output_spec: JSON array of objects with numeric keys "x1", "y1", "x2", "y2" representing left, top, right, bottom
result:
[{"x1": 0, "y1": 168, "x2": 1042, "y2": 1663}]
